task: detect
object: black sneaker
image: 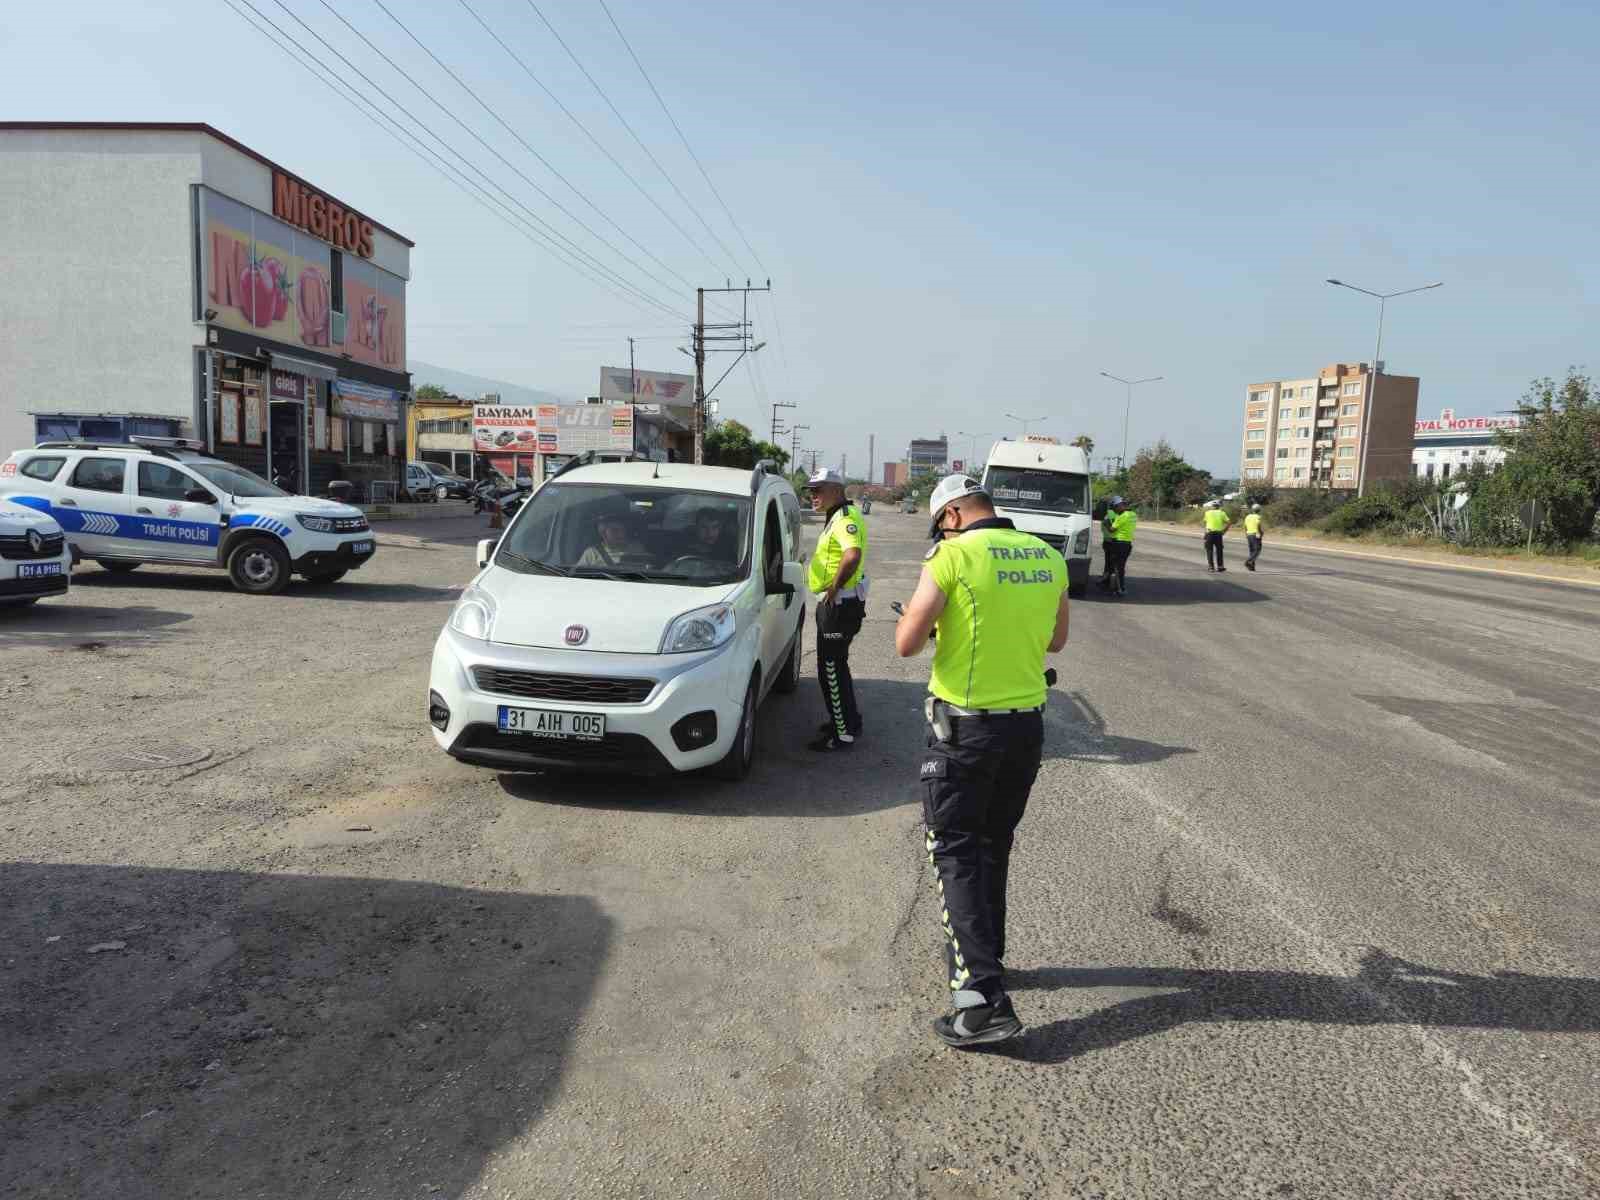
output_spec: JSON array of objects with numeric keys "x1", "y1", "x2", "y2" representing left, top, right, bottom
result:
[
  {"x1": 933, "y1": 994, "x2": 1023, "y2": 1048},
  {"x1": 816, "y1": 721, "x2": 863, "y2": 738},
  {"x1": 808, "y1": 731, "x2": 856, "y2": 752}
]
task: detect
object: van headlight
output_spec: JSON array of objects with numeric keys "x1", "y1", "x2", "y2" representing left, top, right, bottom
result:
[
  {"x1": 661, "y1": 603, "x2": 735, "y2": 654},
  {"x1": 1073, "y1": 528, "x2": 1091, "y2": 554},
  {"x1": 449, "y1": 586, "x2": 497, "y2": 642},
  {"x1": 296, "y1": 514, "x2": 336, "y2": 533}
]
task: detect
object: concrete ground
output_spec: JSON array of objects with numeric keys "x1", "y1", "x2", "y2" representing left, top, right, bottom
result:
[{"x1": 2, "y1": 513, "x2": 1597, "y2": 1199}]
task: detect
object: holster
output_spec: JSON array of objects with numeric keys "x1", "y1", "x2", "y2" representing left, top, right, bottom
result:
[{"x1": 925, "y1": 696, "x2": 955, "y2": 744}]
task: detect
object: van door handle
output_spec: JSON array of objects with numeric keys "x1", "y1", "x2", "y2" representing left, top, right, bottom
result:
[{"x1": 136, "y1": 506, "x2": 154, "y2": 514}]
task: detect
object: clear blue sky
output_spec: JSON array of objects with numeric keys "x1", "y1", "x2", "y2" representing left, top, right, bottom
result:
[{"x1": 12, "y1": 0, "x2": 1599, "y2": 475}]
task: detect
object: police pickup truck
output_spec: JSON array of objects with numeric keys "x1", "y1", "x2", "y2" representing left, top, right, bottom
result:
[{"x1": 0, "y1": 439, "x2": 376, "y2": 594}]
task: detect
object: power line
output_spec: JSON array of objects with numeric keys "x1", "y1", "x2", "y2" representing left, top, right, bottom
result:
[
  {"x1": 449, "y1": 0, "x2": 735, "y2": 284},
  {"x1": 227, "y1": 0, "x2": 689, "y2": 324},
  {"x1": 286, "y1": 0, "x2": 692, "y2": 315},
  {"x1": 597, "y1": 0, "x2": 767, "y2": 276},
  {"x1": 522, "y1": 0, "x2": 744, "y2": 279}
]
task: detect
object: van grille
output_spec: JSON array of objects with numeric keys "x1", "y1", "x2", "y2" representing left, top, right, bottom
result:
[{"x1": 471, "y1": 667, "x2": 655, "y2": 705}]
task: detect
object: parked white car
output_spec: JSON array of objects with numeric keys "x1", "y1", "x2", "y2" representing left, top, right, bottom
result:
[
  {"x1": 0, "y1": 439, "x2": 375, "y2": 594},
  {"x1": 429, "y1": 458, "x2": 807, "y2": 780},
  {"x1": 0, "y1": 497, "x2": 71, "y2": 608}
]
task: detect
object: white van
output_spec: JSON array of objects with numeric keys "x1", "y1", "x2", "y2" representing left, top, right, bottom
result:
[{"x1": 981, "y1": 437, "x2": 1092, "y2": 596}]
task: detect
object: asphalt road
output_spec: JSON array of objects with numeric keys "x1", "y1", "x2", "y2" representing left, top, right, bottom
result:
[{"x1": 3, "y1": 510, "x2": 1597, "y2": 1199}]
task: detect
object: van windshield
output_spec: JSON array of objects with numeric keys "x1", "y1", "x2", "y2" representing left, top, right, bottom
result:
[
  {"x1": 497, "y1": 483, "x2": 753, "y2": 586},
  {"x1": 984, "y1": 467, "x2": 1089, "y2": 515}
]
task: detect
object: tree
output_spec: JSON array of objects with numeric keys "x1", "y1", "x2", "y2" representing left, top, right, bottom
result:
[
  {"x1": 1071, "y1": 435, "x2": 1094, "y2": 455},
  {"x1": 415, "y1": 383, "x2": 452, "y2": 400},
  {"x1": 701, "y1": 421, "x2": 789, "y2": 471},
  {"x1": 1123, "y1": 439, "x2": 1209, "y2": 510},
  {"x1": 1500, "y1": 369, "x2": 1600, "y2": 542}
]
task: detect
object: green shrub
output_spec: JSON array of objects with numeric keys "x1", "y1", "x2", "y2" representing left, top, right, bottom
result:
[
  {"x1": 1264, "y1": 489, "x2": 1344, "y2": 528},
  {"x1": 1322, "y1": 492, "x2": 1409, "y2": 536}
]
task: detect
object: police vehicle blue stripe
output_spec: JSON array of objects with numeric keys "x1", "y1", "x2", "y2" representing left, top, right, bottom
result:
[{"x1": 9, "y1": 494, "x2": 222, "y2": 547}]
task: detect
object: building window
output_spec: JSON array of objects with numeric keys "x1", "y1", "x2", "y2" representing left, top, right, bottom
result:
[
  {"x1": 1425, "y1": 463, "x2": 1435, "y2": 477},
  {"x1": 1292, "y1": 467, "x2": 1306, "y2": 478},
  {"x1": 1343, "y1": 382, "x2": 1363, "y2": 396},
  {"x1": 1338, "y1": 445, "x2": 1355, "y2": 458},
  {"x1": 330, "y1": 250, "x2": 345, "y2": 314},
  {"x1": 1246, "y1": 429, "x2": 1265, "y2": 442},
  {"x1": 1248, "y1": 407, "x2": 1266, "y2": 420},
  {"x1": 1302, "y1": 387, "x2": 1315, "y2": 398},
  {"x1": 1427, "y1": 450, "x2": 1437, "y2": 458},
  {"x1": 1245, "y1": 449, "x2": 1264, "y2": 460},
  {"x1": 1442, "y1": 462, "x2": 1451, "y2": 478},
  {"x1": 1297, "y1": 427, "x2": 1311, "y2": 438},
  {"x1": 1245, "y1": 467, "x2": 1265, "y2": 479},
  {"x1": 1341, "y1": 403, "x2": 1359, "y2": 416},
  {"x1": 1339, "y1": 426, "x2": 1358, "y2": 439},
  {"x1": 1278, "y1": 426, "x2": 1292, "y2": 440},
  {"x1": 1276, "y1": 448, "x2": 1289, "y2": 460},
  {"x1": 1296, "y1": 447, "x2": 1310, "y2": 458},
  {"x1": 1336, "y1": 468, "x2": 1354, "y2": 480},
  {"x1": 1275, "y1": 467, "x2": 1290, "y2": 479},
  {"x1": 1296, "y1": 406, "x2": 1311, "y2": 418},
  {"x1": 1249, "y1": 391, "x2": 1270, "y2": 404}
]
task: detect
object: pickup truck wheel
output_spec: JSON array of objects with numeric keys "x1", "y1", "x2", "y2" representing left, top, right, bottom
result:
[
  {"x1": 712, "y1": 677, "x2": 758, "y2": 781},
  {"x1": 227, "y1": 538, "x2": 290, "y2": 595},
  {"x1": 99, "y1": 561, "x2": 141, "y2": 574},
  {"x1": 774, "y1": 618, "x2": 803, "y2": 694}
]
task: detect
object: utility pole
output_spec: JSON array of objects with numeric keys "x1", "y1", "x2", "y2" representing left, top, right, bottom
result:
[
  {"x1": 841, "y1": 453, "x2": 848, "y2": 482},
  {"x1": 1099, "y1": 372, "x2": 1163, "y2": 467},
  {"x1": 691, "y1": 280, "x2": 771, "y2": 464},
  {"x1": 790, "y1": 424, "x2": 809, "y2": 471},
  {"x1": 770, "y1": 400, "x2": 797, "y2": 447},
  {"x1": 628, "y1": 336, "x2": 637, "y2": 404},
  {"x1": 867, "y1": 434, "x2": 875, "y2": 486}
]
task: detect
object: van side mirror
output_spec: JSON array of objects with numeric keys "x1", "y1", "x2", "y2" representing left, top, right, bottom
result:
[
  {"x1": 476, "y1": 537, "x2": 497, "y2": 568},
  {"x1": 773, "y1": 560, "x2": 805, "y2": 609}
]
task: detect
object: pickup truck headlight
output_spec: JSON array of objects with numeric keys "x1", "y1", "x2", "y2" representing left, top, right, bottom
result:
[
  {"x1": 661, "y1": 603, "x2": 735, "y2": 654},
  {"x1": 449, "y1": 586, "x2": 497, "y2": 642},
  {"x1": 296, "y1": 514, "x2": 335, "y2": 533}
]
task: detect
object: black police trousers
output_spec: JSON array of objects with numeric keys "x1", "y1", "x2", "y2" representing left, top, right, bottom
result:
[
  {"x1": 816, "y1": 596, "x2": 864, "y2": 737},
  {"x1": 920, "y1": 711, "x2": 1044, "y2": 1001},
  {"x1": 1205, "y1": 530, "x2": 1226, "y2": 569}
]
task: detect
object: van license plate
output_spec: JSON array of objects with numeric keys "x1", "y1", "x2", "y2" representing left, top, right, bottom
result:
[
  {"x1": 497, "y1": 706, "x2": 605, "y2": 741},
  {"x1": 19, "y1": 562, "x2": 62, "y2": 578}
]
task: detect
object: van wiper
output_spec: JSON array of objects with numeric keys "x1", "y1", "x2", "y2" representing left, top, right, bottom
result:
[
  {"x1": 572, "y1": 566, "x2": 651, "y2": 581},
  {"x1": 498, "y1": 549, "x2": 572, "y2": 577}
]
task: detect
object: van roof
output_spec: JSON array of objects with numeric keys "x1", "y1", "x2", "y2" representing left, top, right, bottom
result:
[
  {"x1": 984, "y1": 439, "x2": 1089, "y2": 468},
  {"x1": 552, "y1": 460, "x2": 787, "y2": 498}
]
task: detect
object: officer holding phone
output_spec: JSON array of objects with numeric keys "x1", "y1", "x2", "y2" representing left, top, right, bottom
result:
[{"x1": 894, "y1": 475, "x2": 1071, "y2": 1048}]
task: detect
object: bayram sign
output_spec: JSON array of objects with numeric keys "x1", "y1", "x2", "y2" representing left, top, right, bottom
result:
[{"x1": 473, "y1": 405, "x2": 540, "y2": 453}]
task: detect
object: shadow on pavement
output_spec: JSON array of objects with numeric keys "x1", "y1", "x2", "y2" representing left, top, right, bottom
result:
[
  {"x1": 1005, "y1": 949, "x2": 1600, "y2": 1065},
  {"x1": 69, "y1": 569, "x2": 460, "y2": 603},
  {"x1": 495, "y1": 678, "x2": 1184, "y2": 815},
  {"x1": 1076, "y1": 572, "x2": 1271, "y2": 605},
  {"x1": 0, "y1": 602, "x2": 191, "y2": 648},
  {"x1": 0, "y1": 863, "x2": 610, "y2": 1200}
]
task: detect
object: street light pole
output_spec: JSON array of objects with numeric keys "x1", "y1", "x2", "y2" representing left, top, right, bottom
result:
[
  {"x1": 1099, "y1": 372, "x2": 1163, "y2": 467},
  {"x1": 1325, "y1": 279, "x2": 1442, "y2": 497},
  {"x1": 956, "y1": 430, "x2": 989, "y2": 472},
  {"x1": 1004, "y1": 413, "x2": 1045, "y2": 438}
]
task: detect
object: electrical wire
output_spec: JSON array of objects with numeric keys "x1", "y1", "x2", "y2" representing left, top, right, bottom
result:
[
  {"x1": 597, "y1": 0, "x2": 768, "y2": 275},
  {"x1": 521, "y1": 0, "x2": 744, "y2": 279},
  {"x1": 272, "y1": 0, "x2": 690, "y2": 317},
  {"x1": 225, "y1": 0, "x2": 689, "y2": 324}
]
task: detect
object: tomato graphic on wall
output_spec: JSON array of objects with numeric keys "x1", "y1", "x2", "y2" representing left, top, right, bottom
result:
[
  {"x1": 239, "y1": 255, "x2": 278, "y2": 329},
  {"x1": 263, "y1": 257, "x2": 292, "y2": 322}
]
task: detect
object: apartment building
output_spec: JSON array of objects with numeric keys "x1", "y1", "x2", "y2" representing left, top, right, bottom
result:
[{"x1": 1240, "y1": 362, "x2": 1419, "y2": 490}]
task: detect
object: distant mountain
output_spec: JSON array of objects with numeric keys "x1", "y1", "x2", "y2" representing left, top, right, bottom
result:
[{"x1": 407, "y1": 360, "x2": 573, "y2": 407}]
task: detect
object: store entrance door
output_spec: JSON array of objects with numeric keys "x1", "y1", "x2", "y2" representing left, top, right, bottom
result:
[{"x1": 268, "y1": 402, "x2": 306, "y2": 495}]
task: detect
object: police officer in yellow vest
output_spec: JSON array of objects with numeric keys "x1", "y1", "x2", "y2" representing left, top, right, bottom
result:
[
  {"x1": 1244, "y1": 503, "x2": 1264, "y2": 571},
  {"x1": 805, "y1": 467, "x2": 869, "y2": 752},
  {"x1": 895, "y1": 475, "x2": 1071, "y2": 1047},
  {"x1": 1202, "y1": 500, "x2": 1232, "y2": 572}
]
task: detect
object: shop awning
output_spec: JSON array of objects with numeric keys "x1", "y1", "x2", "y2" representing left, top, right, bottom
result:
[{"x1": 264, "y1": 351, "x2": 340, "y2": 384}]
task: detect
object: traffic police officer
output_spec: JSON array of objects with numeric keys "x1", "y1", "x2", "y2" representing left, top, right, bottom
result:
[
  {"x1": 1106, "y1": 495, "x2": 1136, "y2": 596},
  {"x1": 895, "y1": 475, "x2": 1071, "y2": 1047},
  {"x1": 1202, "y1": 500, "x2": 1232, "y2": 572},
  {"x1": 1244, "y1": 503, "x2": 1264, "y2": 571},
  {"x1": 805, "y1": 467, "x2": 868, "y2": 752}
]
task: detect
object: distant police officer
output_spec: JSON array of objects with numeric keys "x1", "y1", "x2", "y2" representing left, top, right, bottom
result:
[
  {"x1": 1106, "y1": 495, "x2": 1136, "y2": 596},
  {"x1": 805, "y1": 467, "x2": 869, "y2": 752},
  {"x1": 1244, "y1": 503, "x2": 1264, "y2": 571},
  {"x1": 895, "y1": 475, "x2": 1071, "y2": 1048},
  {"x1": 1203, "y1": 500, "x2": 1232, "y2": 572}
]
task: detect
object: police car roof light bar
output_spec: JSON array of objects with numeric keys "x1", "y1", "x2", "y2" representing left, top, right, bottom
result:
[{"x1": 130, "y1": 435, "x2": 206, "y2": 451}]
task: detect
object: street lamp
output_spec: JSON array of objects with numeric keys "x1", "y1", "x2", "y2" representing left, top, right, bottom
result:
[
  {"x1": 1005, "y1": 413, "x2": 1045, "y2": 438},
  {"x1": 1099, "y1": 372, "x2": 1162, "y2": 468},
  {"x1": 1325, "y1": 279, "x2": 1442, "y2": 496},
  {"x1": 956, "y1": 429, "x2": 991, "y2": 473}
]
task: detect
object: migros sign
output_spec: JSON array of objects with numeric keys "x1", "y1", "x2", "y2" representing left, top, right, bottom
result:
[{"x1": 272, "y1": 171, "x2": 375, "y2": 258}]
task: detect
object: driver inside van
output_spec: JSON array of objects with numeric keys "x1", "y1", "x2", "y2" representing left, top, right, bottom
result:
[
  {"x1": 685, "y1": 506, "x2": 736, "y2": 562},
  {"x1": 577, "y1": 506, "x2": 649, "y2": 568}
]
